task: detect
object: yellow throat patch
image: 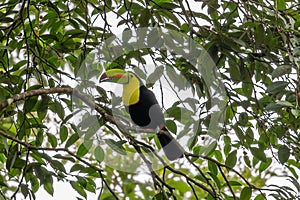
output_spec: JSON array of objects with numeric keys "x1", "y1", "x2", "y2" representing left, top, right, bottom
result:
[{"x1": 122, "y1": 73, "x2": 140, "y2": 106}]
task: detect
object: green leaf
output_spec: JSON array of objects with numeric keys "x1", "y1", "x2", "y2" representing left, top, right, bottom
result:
[
  {"x1": 94, "y1": 146, "x2": 105, "y2": 163},
  {"x1": 273, "y1": 125, "x2": 286, "y2": 138},
  {"x1": 276, "y1": 0, "x2": 286, "y2": 10},
  {"x1": 70, "y1": 181, "x2": 87, "y2": 198},
  {"x1": 12, "y1": 157, "x2": 26, "y2": 169},
  {"x1": 254, "y1": 24, "x2": 264, "y2": 46},
  {"x1": 242, "y1": 82, "x2": 253, "y2": 97},
  {"x1": 166, "y1": 65, "x2": 188, "y2": 91},
  {"x1": 245, "y1": 128, "x2": 254, "y2": 145},
  {"x1": 31, "y1": 150, "x2": 46, "y2": 164},
  {"x1": 159, "y1": 10, "x2": 181, "y2": 27},
  {"x1": 240, "y1": 187, "x2": 252, "y2": 200},
  {"x1": 208, "y1": 172, "x2": 221, "y2": 189},
  {"x1": 147, "y1": 29, "x2": 163, "y2": 48},
  {"x1": 53, "y1": 154, "x2": 75, "y2": 162},
  {"x1": 77, "y1": 176, "x2": 87, "y2": 188},
  {"x1": 34, "y1": 130, "x2": 43, "y2": 147},
  {"x1": 37, "y1": 95, "x2": 50, "y2": 119},
  {"x1": 225, "y1": 150, "x2": 237, "y2": 168},
  {"x1": 105, "y1": 0, "x2": 112, "y2": 8},
  {"x1": 152, "y1": 2, "x2": 178, "y2": 10},
  {"x1": 233, "y1": 125, "x2": 245, "y2": 143},
  {"x1": 84, "y1": 178, "x2": 96, "y2": 193},
  {"x1": 0, "y1": 175, "x2": 7, "y2": 187},
  {"x1": 65, "y1": 29, "x2": 86, "y2": 38},
  {"x1": 49, "y1": 100, "x2": 65, "y2": 119},
  {"x1": 254, "y1": 194, "x2": 265, "y2": 200},
  {"x1": 29, "y1": 175, "x2": 39, "y2": 193},
  {"x1": 48, "y1": 78, "x2": 55, "y2": 87},
  {"x1": 272, "y1": 65, "x2": 291, "y2": 78},
  {"x1": 77, "y1": 143, "x2": 89, "y2": 157},
  {"x1": 60, "y1": 125, "x2": 68, "y2": 143},
  {"x1": 208, "y1": 160, "x2": 218, "y2": 175},
  {"x1": 224, "y1": 144, "x2": 231, "y2": 156},
  {"x1": 0, "y1": 45, "x2": 12, "y2": 50},
  {"x1": 259, "y1": 158, "x2": 272, "y2": 172},
  {"x1": 278, "y1": 145, "x2": 290, "y2": 164},
  {"x1": 122, "y1": 29, "x2": 132, "y2": 43},
  {"x1": 40, "y1": 34, "x2": 59, "y2": 41},
  {"x1": 166, "y1": 106, "x2": 181, "y2": 121},
  {"x1": 124, "y1": 2, "x2": 143, "y2": 15},
  {"x1": 152, "y1": 192, "x2": 166, "y2": 200},
  {"x1": 194, "y1": 174, "x2": 208, "y2": 183},
  {"x1": 250, "y1": 147, "x2": 267, "y2": 162},
  {"x1": 65, "y1": 133, "x2": 80, "y2": 148},
  {"x1": 43, "y1": 176, "x2": 54, "y2": 196},
  {"x1": 291, "y1": 109, "x2": 300, "y2": 118},
  {"x1": 165, "y1": 120, "x2": 177, "y2": 134},
  {"x1": 50, "y1": 160, "x2": 66, "y2": 173},
  {"x1": 238, "y1": 112, "x2": 248, "y2": 126},
  {"x1": 105, "y1": 139, "x2": 127, "y2": 155},
  {"x1": 24, "y1": 96, "x2": 38, "y2": 113},
  {"x1": 227, "y1": 61, "x2": 241, "y2": 82},
  {"x1": 70, "y1": 164, "x2": 85, "y2": 172},
  {"x1": 146, "y1": 66, "x2": 164, "y2": 87},
  {"x1": 187, "y1": 134, "x2": 198, "y2": 150},
  {"x1": 180, "y1": 107, "x2": 194, "y2": 124},
  {"x1": 294, "y1": 47, "x2": 300, "y2": 56},
  {"x1": 266, "y1": 81, "x2": 288, "y2": 94},
  {"x1": 139, "y1": 8, "x2": 151, "y2": 27},
  {"x1": 6, "y1": 145, "x2": 18, "y2": 170},
  {"x1": 201, "y1": 141, "x2": 217, "y2": 156},
  {"x1": 180, "y1": 23, "x2": 189, "y2": 33},
  {"x1": 32, "y1": 165, "x2": 45, "y2": 182},
  {"x1": 265, "y1": 102, "x2": 282, "y2": 111},
  {"x1": 276, "y1": 100, "x2": 293, "y2": 107},
  {"x1": 79, "y1": 114, "x2": 98, "y2": 130},
  {"x1": 229, "y1": 181, "x2": 242, "y2": 186},
  {"x1": 214, "y1": 150, "x2": 223, "y2": 162},
  {"x1": 47, "y1": 133, "x2": 57, "y2": 148}
]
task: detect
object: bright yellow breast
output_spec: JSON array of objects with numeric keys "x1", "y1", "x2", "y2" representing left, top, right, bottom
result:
[{"x1": 122, "y1": 74, "x2": 140, "y2": 106}]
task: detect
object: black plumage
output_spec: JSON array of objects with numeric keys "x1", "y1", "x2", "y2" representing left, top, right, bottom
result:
[{"x1": 125, "y1": 83, "x2": 184, "y2": 161}]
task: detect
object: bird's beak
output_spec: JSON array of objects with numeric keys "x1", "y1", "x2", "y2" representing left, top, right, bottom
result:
[
  {"x1": 99, "y1": 72, "x2": 108, "y2": 82},
  {"x1": 99, "y1": 69, "x2": 129, "y2": 84}
]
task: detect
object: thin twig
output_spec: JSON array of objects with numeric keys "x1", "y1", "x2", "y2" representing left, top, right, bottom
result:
[
  {"x1": 185, "y1": 155, "x2": 216, "y2": 196},
  {"x1": 217, "y1": 164, "x2": 236, "y2": 200},
  {"x1": 98, "y1": 171, "x2": 120, "y2": 199},
  {"x1": 186, "y1": 179, "x2": 199, "y2": 200},
  {"x1": 11, "y1": 149, "x2": 30, "y2": 199}
]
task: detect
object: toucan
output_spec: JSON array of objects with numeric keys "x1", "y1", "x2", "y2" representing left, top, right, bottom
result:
[{"x1": 99, "y1": 69, "x2": 184, "y2": 160}]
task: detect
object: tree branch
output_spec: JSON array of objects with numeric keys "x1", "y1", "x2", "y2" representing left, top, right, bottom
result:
[{"x1": 0, "y1": 87, "x2": 216, "y2": 198}]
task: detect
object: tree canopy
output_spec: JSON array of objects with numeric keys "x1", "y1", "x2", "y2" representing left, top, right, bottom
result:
[{"x1": 0, "y1": 0, "x2": 299, "y2": 199}]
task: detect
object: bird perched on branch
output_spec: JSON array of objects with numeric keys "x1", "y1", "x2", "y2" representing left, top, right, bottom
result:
[{"x1": 99, "y1": 69, "x2": 184, "y2": 160}]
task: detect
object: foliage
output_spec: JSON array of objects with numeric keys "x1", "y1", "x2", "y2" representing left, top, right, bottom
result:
[{"x1": 0, "y1": 0, "x2": 299, "y2": 199}]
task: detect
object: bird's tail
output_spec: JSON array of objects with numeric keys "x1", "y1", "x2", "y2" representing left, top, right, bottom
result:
[{"x1": 157, "y1": 127, "x2": 184, "y2": 161}]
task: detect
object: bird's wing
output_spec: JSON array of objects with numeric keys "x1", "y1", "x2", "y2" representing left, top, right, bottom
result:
[
  {"x1": 140, "y1": 86, "x2": 165, "y2": 129},
  {"x1": 148, "y1": 104, "x2": 165, "y2": 129}
]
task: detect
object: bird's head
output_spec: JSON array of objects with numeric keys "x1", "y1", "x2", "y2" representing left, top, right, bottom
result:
[{"x1": 99, "y1": 69, "x2": 142, "y2": 105}]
